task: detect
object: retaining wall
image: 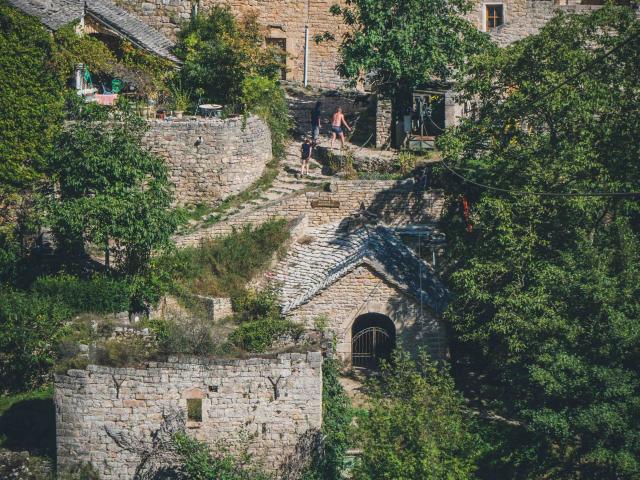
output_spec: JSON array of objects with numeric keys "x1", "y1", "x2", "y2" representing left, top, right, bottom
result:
[
  {"x1": 143, "y1": 115, "x2": 271, "y2": 206},
  {"x1": 175, "y1": 181, "x2": 445, "y2": 247}
]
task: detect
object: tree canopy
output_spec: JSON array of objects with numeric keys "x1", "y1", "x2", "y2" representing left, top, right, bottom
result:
[
  {"x1": 47, "y1": 99, "x2": 179, "y2": 277},
  {"x1": 330, "y1": 0, "x2": 488, "y2": 103},
  {"x1": 353, "y1": 350, "x2": 482, "y2": 480},
  {"x1": 439, "y1": 6, "x2": 640, "y2": 478},
  {"x1": 174, "y1": 6, "x2": 282, "y2": 110}
]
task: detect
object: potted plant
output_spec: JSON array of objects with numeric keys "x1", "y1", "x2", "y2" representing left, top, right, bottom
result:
[{"x1": 170, "y1": 81, "x2": 191, "y2": 119}]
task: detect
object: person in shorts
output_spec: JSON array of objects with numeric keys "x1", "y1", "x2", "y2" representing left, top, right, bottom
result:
[
  {"x1": 300, "y1": 137, "x2": 313, "y2": 177},
  {"x1": 330, "y1": 106, "x2": 352, "y2": 149}
]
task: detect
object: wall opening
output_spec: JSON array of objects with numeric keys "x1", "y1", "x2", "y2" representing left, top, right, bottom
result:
[
  {"x1": 266, "y1": 37, "x2": 287, "y2": 80},
  {"x1": 351, "y1": 313, "x2": 396, "y2": 369},
  {"x1": 187, "y1": 398, "x2": 202, "y2": 423}
]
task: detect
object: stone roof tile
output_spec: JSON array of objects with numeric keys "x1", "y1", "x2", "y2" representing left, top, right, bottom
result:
[{"x1": 275, "y1": 223, "x2": 449, "y2": 315}]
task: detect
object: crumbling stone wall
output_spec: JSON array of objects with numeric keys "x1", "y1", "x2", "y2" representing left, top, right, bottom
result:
[
  {"x1": 115, "y1": 0, "x2": 350, "y2": 89},
  {"x1": 175, "y1": 181, "x2": 445, "y2": 247},
  {"x1": 55, "y1": 353, "x2": 323, "y2": 479},
  {"x1": 143, "y1": 116, "x2": 271, "y2": 206},
  {"x1": 287, "y1": 265, "x2": 446, "y2": 363}
]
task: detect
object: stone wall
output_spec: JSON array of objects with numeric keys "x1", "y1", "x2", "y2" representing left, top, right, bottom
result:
[
  {"x1": 115, "y1": 0, "x2": 350, "y2": 89},
  {"x1": 55, "y1": 353, "x2": 323, "y2": 479},
  {"x1": 288, "y1": 265, "x2": 447, "y2": 362},
  {"x1": 375, "y1": 97, "x2": 392, "y2": 149},
  {"x1": 143, "y1": 115, "x2": 271, "y2": 206},
  {"x1": 175, "y1": 181, "x2": 445, "y2": 247}
]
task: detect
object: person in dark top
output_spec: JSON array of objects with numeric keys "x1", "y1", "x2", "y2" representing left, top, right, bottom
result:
[
  {"x1": 300, "y1": 137, "x2": 313, "y2": 177},
  {"x1": 310, "y1": 101, "x2": 322, "y2": 143}
]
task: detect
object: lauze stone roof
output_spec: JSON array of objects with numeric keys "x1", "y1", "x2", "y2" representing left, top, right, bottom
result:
[
  {"x1": 7, "y1": 0, "x2": 178, "y2": 61},
  {"x1": 275, "y1": 222, "x2": 449, "y2": 315}
]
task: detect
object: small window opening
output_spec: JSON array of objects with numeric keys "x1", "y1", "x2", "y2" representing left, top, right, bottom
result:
[
  {"x1": 486, "y1": 5, "x2": 504, "y2": 30},
  {"x1": 187, "y1": 398, "x2": 202, "y2": 422},
  {"x1": 208, "y1": 385, "x2": 218, "y2": 392},
  {"x1": 266, "y1": 38, "x2": 287, "y2": 80}
]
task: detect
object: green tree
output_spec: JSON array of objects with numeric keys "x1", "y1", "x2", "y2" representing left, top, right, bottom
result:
[
  {"x1": 438, "y1": 6, "x2": 640, "y2": 478},
  {"x1": 353, "y1": 350, "x2": 481, "y2": 480},
  {"x1": 47, "y1": 99, "x2": 179, "y2": 280},
  {"x1": 329, "y1": 0, "x2": 488, "y2": 134},
  {"x1": 174, "y1": 6, "x2": 281, "y2": 110}
]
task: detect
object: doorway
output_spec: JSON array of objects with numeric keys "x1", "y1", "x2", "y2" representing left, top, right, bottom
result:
[{"x1": 351, "y1": 313, "x2": 396, "y2": 369}]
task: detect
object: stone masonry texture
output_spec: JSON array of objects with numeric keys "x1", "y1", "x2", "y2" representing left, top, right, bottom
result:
[
  {"x1": 55, "y1": 353, "x2": 323, "y2": 479},
  {"x1": 115, "y1": 0, "x2": 351, "y2": 89},
  {"x1": 175, "y1": 180, "x2": 445, "y2": 247},
  {"x1": 142, "y1": 115, "x2": 271, "y2": 206}
]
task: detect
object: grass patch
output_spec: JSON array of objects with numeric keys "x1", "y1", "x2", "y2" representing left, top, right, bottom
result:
[{"x1": 166, "y1": 219, "x2": 290, "y2": 298}]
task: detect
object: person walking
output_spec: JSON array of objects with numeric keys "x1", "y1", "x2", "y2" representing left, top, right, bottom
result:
[
  {"x1": 330, "y1": 106, "x2": 351, "y2": 149},
  {"x1": 300, "y1": 137, "x2": 313, "y2": 177},
  {"x1": 310, "y1": 101, "x2": 321, "y2": 143}
]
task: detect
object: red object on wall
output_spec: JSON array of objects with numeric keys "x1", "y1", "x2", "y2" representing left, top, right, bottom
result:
[{"x1": 462, "y1": 196, "x2": 473, "y2": 232}]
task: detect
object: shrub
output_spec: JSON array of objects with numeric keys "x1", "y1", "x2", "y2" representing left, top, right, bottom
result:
[
  {"x1": 31, "y1": 274, "x2": 130, "y2": 314},
  {"x1": 167, "y1": 219, "x2": 289, "y2": 297},
  {"x1": 231, "y1": 287, "x2": 280, "y2": 321},
  {"x1": 241, "y1": 75, "x2": 291, "y2": 160},
  {"x1": 95, "y1": 336, "x2": 156, "y2": 367},
  {"x1": 173, "y1": 433, "x2": 272, "y2": 480},
  {"x1": 174, "y1": 6, "x2": 281, "y2": 111},
  {"x1": 151, "y1": 316, "x2": 224, "y2": 356},
  {"x1": 0, "y1": 290, "x2": 71, "y2": 392},
  {"x1": 304, "y1": 358, "x2": 354, "y2": 479},
  {"x1": 229, "y1": 318, "x2": 303, "y2": 353}
]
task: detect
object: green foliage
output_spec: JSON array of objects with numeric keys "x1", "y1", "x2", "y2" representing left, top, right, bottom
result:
[
  {"x1": 150, "y1": 316, "x2": 226, "y2": 356},
  {"x1": 439, "y1": 6, "x2": 640, "y2": 478},
  {"x1": 173, "y1": 433, "x2": 272, "y2": 480},
  {"x1": 305, "y1": 358, "x2": 354, "y2": 479},
  {"x1": 95, "y1": 335, "x2": 156, "y2": 367},
  {"x1": 47, "y1": 98, "x2": 180, "y2": 280},
  {"x1": 0, "y1": 2, "x2": 63, "y2": 196},
  {"x1": 241, "y1": 75, "x2": 291, "y2": 160},
  {"x1": 229, "y1": 318, "x2": 303, "y2": 353},
  {"x1": 330, "y1": 0, "x2": 488, "y2": 108},
  {"x1": 352, "y1": 350, "x2": 481, "y2": 480},
  {"x1": 174, "y1": 6, "x2": 281, "y2": 110},
  {"x1": 231, "y1": 287, "x2": 280, "y2": 321},
  {"x1": 0, "y1": 291, "x2": 71, "y2": 392},
  {"x1": 168, "y1": 78, "x2": 192, "y2": 111},
  {"x1": 53, "y1": 23, "x2": 117, "y2": 81},
  {"x1": 31, "y1": 274, "x2": 130, "y2": 314},
  {"x1": 166, "y1": 219, "x2": 289, "y2": 297}
]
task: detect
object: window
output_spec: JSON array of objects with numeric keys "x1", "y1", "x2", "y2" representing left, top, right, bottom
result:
[
  {"x1": 486, "y1": 5, "x2": 504, "y2": 30},
  {"x1": 187, "y1": 398, "x2": 202, "y2": 423},
  {"x1": 266, "y1": 38, "x2": 287, "y2": 80}
]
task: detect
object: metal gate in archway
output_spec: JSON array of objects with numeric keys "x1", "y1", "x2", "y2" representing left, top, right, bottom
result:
[{"x1": 352, "y1": 326, "x2": 393, "y2": 369}]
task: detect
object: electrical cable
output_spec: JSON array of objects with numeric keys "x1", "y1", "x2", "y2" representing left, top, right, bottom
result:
[
  {"x1": 440, "y1": 23, "x2": 640, "y2": 198},
  {"x1": 440, "y1": 159, "x2": 640, "y2": 197}
]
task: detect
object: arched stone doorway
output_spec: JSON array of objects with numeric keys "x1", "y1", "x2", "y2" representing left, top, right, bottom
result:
[{"x1": 351, "y1": 313, "x2": 396, "y2": 369}]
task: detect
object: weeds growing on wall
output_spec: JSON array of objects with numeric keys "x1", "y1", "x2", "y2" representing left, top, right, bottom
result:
[{"x1": 165, "y1": 219, "x2": 290, "y2": 298}]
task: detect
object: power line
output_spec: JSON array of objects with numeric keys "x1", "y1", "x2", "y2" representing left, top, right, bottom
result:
[
  {"x1": 441, "y1": 22, "x2": 640, "y2": 198},
  {"x1": 440, "y1": 159, "x2": 640, "y2": 197}
]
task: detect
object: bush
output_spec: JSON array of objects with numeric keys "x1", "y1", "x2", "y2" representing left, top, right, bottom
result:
[
  {"x1": 304, "y1": 358, "x2": 354, "y2": 479},
  {"x1": 229, "y1": 318, "x2": 303, "y2": 353},
  {"x1": 0, "y1": 291, "x2": 71, "y2": 392},
  {"x1": 95, "y1": 336, "x2": 156, "y2": 367},
  {"x1": 241, "y1": 75, "x2": 291, "y2": 160},
  {"x1": 151, "y1": 316, "x2": 225, "y2": 356},
  {"x1": 31, "y1": 274, "x2": 130, "y2": 314},
  {"x1": 231, "y1": 287, "x2": 280, "y2": 321},
  {"x1": 166, "y1": 220, "x2": 290, "y2": 297},
  {"x1": 173, "y1": 433, "x2": 272, "y2": 480},
  {"x1": 174, "y1": 6, "x2": 281, "y2": 111}
]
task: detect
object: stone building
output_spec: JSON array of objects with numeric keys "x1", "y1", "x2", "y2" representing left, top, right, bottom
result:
[
  {"x1": 55, "y1": 353, "x2": 323, "y2": 479},
  {"x1": 274, "y1": 222, "x2": 449, "y2": 366}
]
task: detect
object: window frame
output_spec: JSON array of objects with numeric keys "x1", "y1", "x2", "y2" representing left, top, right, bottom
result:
[{"x1": 483, "y1": 3, "x2": 505, "y2": 31}]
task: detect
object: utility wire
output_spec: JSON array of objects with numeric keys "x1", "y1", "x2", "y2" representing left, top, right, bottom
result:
[
  {"x1": 441, "y1": 23, "x2": 640, "y2": 198},
  {"x1": 441, "y1": 159, "x2": 640, "y2": 197}
]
